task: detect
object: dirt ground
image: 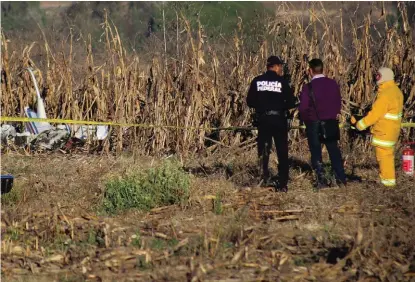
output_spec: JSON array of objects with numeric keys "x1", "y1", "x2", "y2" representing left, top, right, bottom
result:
[{"x1": 1, "y1": 150, "x2": 414, "y2": 282}]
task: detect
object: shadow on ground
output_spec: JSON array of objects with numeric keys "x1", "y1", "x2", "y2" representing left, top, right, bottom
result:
[{"x1": 185, "y1": 156, "x2": 365, "y2": 187}]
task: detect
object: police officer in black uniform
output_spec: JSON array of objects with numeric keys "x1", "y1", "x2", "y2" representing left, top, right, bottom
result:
[{"x1": 247, "y1": 56, "x2": 296, "y2": 192}]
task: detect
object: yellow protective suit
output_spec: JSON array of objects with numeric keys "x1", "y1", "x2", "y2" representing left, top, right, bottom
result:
[{"x1": 355, "y1": 80, "x2": 404, "y2": 187}]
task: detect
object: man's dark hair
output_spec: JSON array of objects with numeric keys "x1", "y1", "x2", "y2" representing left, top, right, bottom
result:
[
  {"x1": 309, "y1": 58, "x2": 324, "y2": 74},
  {"x1": 267, "y1": 56, "x2": 284, "y2": 68}
]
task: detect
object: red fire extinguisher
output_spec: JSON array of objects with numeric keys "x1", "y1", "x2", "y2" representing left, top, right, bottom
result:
[{"x1": 402, "y1": 142, "x2": 415, "y2": 176}]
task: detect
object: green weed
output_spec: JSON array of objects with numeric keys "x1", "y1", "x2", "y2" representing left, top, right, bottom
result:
[
  {"x1": 294, "y1": 256, "x2": 306, "y2": 266},
  {"x1": 53, "y1": 235, "x2": 70, "y2": 253},
  {"x1": 148, "y1": 238, "x2": 179, "y2": 251},
  {"x1": 167, "y1": 238, "x2": 179, "y2": 248},
  {"x1": 213, "y1": 192, "x2": 223, "y2": 215},
  {"x1": 223, "y1": 241, "x2": 234, "y2": 249},
  {"x1": 322, "y1": 163, "x2": 336, "y2": 185},
  {"x1": 1, "y1": 187, "x2": 20, "y2": 206},
  {"x1": 131, "y1": 232, "x2": 142, "y2": 248},
  {"x1": 150, "y1": 238, "x2": 165, "y2": 250},
  {"x1": 102, "y1": 160, "x2": 190, "y2": 214},
  {"x1": 87, "y1": 229, "x2": 97, "y2": 245},
  {"x1": 5, "y1": 226, "x2": 20, "y2": 241},
  {"x1": 135, "y1": 255, "x2": 151, "y2": 270}
]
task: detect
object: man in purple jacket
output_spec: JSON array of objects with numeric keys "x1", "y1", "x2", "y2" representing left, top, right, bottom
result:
[{"x1": 299, "y1": 59, "x2": 347, "y2": 188}]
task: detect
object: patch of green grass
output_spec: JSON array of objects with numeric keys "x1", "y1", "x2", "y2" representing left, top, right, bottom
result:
[
  {"x1": 43, "y1": 247, "x2": 52, "y2": 257},
  {"x1": 213, "y1": 192, "x2": 223, "y2": 215},
  {"x1": 150, "y1": 238, "x2": 165, "y2": 250},
  {"x1": 294, "y1": 256, "x2": 306, "y2": 266},
  {"x1": 1, "y1": 2, "x2": 46, "y2": 32},
  {"x1": 161, "y1": 2, "x2": 270, "y2": 38},
  {"x1": 1, "y1": 186, "x2": 21, "y2": 206},
  {"x1": 53, "y1": 235, "x2": 71, "y2": 253},
  {"x1": 102, "y1": 159, "x2": 190, "y2": 214},
  {"x1": 148, "y1": 238, "x2": 179, "y2": 251},
  {"x1": 87, "y1": 229, "x2": 98, "y2": 245},
  {"x1": 167, "y1": 238, "x2": 179, "y2": 248},
  {"x1": 323, "y1": 224, "x2": 342, "y2": 245},
  {"x1": 131, "y1": 232, "x2": 142, "y2": 248},
  {"x1": 223, "y1": 241, "x2": 234, "y2": 249},
  {"x1": 5, "y1": 226, "x2": 20, "y2": 241},
  {"x1": 135, "y1": 255, "x2": 151, "y2": 270}
]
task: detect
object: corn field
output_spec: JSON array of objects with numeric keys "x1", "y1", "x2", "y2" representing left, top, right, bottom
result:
[{"x1": 1, "y1": 3, "x2": 414, "y2": 155}]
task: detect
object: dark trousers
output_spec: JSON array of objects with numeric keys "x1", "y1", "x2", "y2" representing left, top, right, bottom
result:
[
  {"x1": 305, "y1": 121, "x2": 346, "y2": 182},
  {"x1": 257, "y1": 115, "x2": 289, "y2": 186}
]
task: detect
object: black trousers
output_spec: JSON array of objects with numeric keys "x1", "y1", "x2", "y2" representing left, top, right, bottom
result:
[
  {"x1": 305, "y1": 121, "x2": 346, "y2": 182},
  {"x1": 257, "y1": 114, "x2": 289, "y2": 186}
]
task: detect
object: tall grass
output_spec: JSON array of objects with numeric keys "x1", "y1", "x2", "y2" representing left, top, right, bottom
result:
[{"x1": 1, "y1": 3, "x2": 414, "y2": 155}]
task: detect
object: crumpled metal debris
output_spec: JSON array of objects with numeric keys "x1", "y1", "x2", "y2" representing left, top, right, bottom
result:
[
  {"x1": 1, "y1": 125, "x2": 16, "y2": 144},
  {"x1": 1, "y1": 122, "x2": 107, "y2": 151},
  {"x1": 1, "y1": 125, "x2": 34, "y2": 147},
  {"x1": 30, "y1": 129, "x2": 70, "y2": 151}
]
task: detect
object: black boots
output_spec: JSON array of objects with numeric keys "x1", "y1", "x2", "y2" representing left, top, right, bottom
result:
[
  {"x1": 313, "y1": 166, "x2": 329, "y2": 189},
  {"x1": 260, "y1": 176, "x2": 288, "y2": 193},
  {"x1": 274, "y1": 182, "x2": 288, "y2": 193},
  {"x1": 313, "y1": 170, "x2": 347, "y2": 190}
]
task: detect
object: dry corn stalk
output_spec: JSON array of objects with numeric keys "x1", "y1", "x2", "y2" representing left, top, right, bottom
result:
[{"x1": 1, "y1": 3, "x2": 414, "y2": 154}]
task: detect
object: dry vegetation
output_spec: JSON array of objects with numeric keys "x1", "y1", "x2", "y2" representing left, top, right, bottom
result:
[
  {"x1": 1, "y1": 152, "x2": 415, "y2": 281},
  {"x1": 1, "y1": 3, "x2": 414, "y2": 155},
  {"x1": 1, "y1": 2, "x2": 415, "y2": 282}
]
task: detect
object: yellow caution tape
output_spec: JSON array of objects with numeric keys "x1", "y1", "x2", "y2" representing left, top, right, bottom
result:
[
  {"x1": 400, "y1": 123, "x2": 415, "y2": 128},
  {"x1": 1, "y1": 116, "x2": 414, "y2": 131},
  {"x1": 1, "y1": 116, "x2": 195, "y2": 129},
  {"x1": 0, "y1": 116, "x2": 251, "y2": 131}
]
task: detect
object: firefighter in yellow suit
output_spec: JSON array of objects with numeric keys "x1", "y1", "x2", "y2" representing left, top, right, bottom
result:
[{"x1": 351, "y1": 67, "x2": 404, "y2": 187}]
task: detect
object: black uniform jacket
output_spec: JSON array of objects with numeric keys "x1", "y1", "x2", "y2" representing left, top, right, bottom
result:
[{"x1": 246, "y1": 70, "x2": 297, "y2": 114}]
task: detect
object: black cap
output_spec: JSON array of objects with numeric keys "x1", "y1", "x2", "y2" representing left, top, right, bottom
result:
[{"x1": 267, "y1": 56, "x2": 285, "y2": 66}]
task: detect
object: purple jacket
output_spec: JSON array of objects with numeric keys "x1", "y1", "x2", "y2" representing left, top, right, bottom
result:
[{"x1": 299, "y1": 76, "x2": 342, "y2": 122}]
